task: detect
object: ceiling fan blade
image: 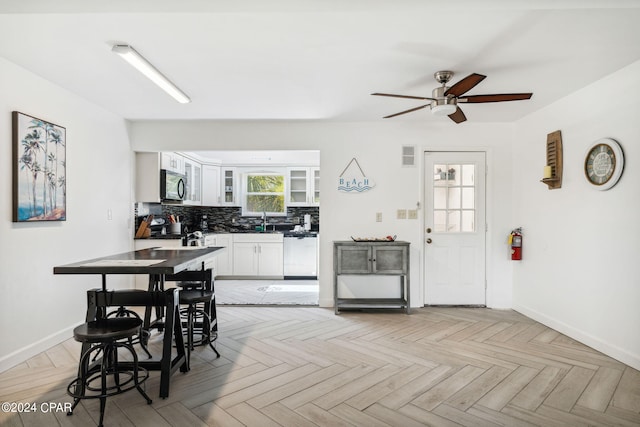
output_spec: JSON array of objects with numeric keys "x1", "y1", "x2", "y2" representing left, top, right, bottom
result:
[
  {"x1": 383, "y1": 104, "x2": 430, "y2": 119},
  {"x1": 448, "y1": 107, "x2": 467, "y2": 123},
  {"x1": 458, "y1": 93, "x2": 533, "y2": 103},
  {"x1": 444, "y1": 73, "x2": 486, "y2": 97},
  {"x1": 372, "y1": 92, "x2": 435, "y2": 101}
]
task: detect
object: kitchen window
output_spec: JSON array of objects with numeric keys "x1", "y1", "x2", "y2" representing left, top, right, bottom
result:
[{"x1": 242, "y1": 172, "x2": 286, "y2": 216}]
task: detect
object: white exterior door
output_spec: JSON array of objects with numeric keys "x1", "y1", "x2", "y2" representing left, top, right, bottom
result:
[{"x1": 424, "y1": 151, "x2": 486, "y2": 305}]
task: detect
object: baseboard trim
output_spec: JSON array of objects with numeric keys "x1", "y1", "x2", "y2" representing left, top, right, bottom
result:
[
  {"x1": 0, "y1": 324, "x2": 76, "y2": 373},
  {"x1": 513, "y1": 304, "x2": 640, "y2": 371}
]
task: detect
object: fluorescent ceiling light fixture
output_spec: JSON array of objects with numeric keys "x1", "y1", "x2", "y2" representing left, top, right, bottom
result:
[{"x1": 112, "y1": 44, "x2": 191, "y2": 104}]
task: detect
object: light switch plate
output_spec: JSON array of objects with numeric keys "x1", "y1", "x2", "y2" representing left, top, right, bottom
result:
[
  {"x1": 407, "y1": 209, "x2": 417, "y2": 219},
  {"x1": 376, "y1": 212, "x2": 382, "y2": 222},
  {"x1": 397, "y1": 209, "x2": 407, "y2": 219}
]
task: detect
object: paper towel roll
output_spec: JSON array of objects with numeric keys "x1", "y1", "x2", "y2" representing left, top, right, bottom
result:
[{"x1": 304, "y1": 214, "x2": 311, "y2": 231}]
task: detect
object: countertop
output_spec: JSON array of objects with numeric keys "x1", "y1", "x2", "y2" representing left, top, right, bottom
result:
[{"x1": 135, "y1": 229, "x2": 319, "y2": 240}]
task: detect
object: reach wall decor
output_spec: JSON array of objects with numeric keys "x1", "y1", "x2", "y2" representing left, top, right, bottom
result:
[{"x1": 12, "y1": 111, "x2": 67, "y2": 222}]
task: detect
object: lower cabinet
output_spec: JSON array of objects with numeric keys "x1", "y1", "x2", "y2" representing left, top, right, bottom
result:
[
  {"x1": 204, "y1": 234, "x2": 233, "y2": 277},
  {"x1": 232, "y1": 234, "x2": 283, "y2": 277},
  {"x1": 133, "y1": 233, "x2": 284, "y2": 282},
  {"x1": 133, "y1": 239, "x2": 182, "y2": 289}
]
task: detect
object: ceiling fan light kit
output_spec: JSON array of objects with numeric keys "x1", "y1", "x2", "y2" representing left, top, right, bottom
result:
[
  {"x1": 431, "y1": 103, "x2": 457, "y2": 116},
  {"x1": 373, "y1": 70, "x2": 533, "y2": 123},
  {"x1": 112, "y1": 44, "x2": 191, "y2": 104}
]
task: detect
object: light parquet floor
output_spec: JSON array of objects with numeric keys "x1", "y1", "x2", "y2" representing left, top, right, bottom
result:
[{"x1": 1, "y1": 306, "x2": 639, "y2": 426}]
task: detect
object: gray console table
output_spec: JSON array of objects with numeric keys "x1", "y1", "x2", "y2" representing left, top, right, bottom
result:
[{"x1": 333, "y1": 240, "x2": 410, "y2": 314}]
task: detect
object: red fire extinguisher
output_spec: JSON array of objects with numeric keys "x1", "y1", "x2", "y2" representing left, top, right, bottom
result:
[{"x1": 509, "y1": 228, "x2": 523, "y2": 260}]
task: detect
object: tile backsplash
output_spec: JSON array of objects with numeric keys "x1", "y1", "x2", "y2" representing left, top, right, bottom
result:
[{"x1": 135, "y1": 203, "x2": 319, "y2": 235}]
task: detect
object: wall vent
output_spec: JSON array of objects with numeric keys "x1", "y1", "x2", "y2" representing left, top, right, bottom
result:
[{"x1": 402, "y1": 145, "x2": 416, "y2": 167}]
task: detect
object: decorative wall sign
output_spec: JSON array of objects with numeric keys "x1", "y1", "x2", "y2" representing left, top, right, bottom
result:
[
  {"x1": 12, "y1": 111, "x2": 67, "y2": 221},
  {"x1": 337, "y1": 157, "x2": 375, "y2": 192},
  {"x1": 584, "y1": 138, "x2": 624, "y2": 190}
]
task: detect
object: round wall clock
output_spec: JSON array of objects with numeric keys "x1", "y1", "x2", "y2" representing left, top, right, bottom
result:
[{"x1": 584, "y1": 138, "x2": 624, "y2": 190}]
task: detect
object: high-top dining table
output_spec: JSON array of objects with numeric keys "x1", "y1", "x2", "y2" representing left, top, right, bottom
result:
[{"x1": 53, "y1": 246, "x2": 224, "y2": 398}]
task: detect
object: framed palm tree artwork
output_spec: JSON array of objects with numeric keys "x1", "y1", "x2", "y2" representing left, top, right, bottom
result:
[{"x1": 12, "y1": 111, "x2": 66, "y2": 222}]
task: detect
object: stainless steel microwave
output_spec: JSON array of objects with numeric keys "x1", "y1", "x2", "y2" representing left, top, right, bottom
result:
[{"x1": 160, "y1": 169, "x2": 186, "y2": 201}]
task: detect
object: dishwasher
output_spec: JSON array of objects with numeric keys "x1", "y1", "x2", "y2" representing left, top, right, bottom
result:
[{"x1": 283, "y1": 232, "x2": 318, "y2": 279}]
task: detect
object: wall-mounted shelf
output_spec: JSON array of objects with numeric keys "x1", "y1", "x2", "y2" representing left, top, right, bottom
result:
[{"x1": 541, "y1": 130, "x2": 563, "y2": 189}]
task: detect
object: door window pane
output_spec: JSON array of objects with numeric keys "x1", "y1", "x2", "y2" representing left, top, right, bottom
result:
[
  {"x1": 432, "y1": 162, "x2": 476, "y2": 233},
  {"x1": 448, "y1": 187, "x2": 461, "y2": 209},
  {"x1": 434, "y1": 164, "x2": 448, "y2": 186},
  {"x1": 434, "y1": 188, "x2": 447, "y2": 209},
  {"x1": 462, "y1": 188, "x2": 474, "y2": 209},
  {"x1": 447, "y1": 211, "x2": 460, "y2": 232},
  {"x1": 462, "y1": 165, "x2": 475, "y2": 185},
  {"x1": 462, "y1": 211, "x2": 475, "y2": 232},
  {"x1": 449, "y1": 165, "x2": 461, "y2": 185},
  {"x1": 434, "y1": 210, "x2": 447, "y2": 232}
]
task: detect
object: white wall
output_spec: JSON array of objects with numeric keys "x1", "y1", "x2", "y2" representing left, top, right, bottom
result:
[
  {"x1": 512, "y1": 60, "x2": 640, "y2": 370},
  {"x1": 0, "y1": 57, "x2": 133, "y2": 372},
  {"x1": 130, "y1": 119, "x2": 516, "y2": 309}
]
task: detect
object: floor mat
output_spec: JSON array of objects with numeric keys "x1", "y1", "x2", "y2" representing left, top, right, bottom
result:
[{"x1": 215, "y1": 279, "x2": 319, "y2": 305}]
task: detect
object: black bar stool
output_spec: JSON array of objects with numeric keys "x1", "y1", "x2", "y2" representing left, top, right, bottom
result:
[
  {"x1": 67, "y1": 317, "x2": 152, "y2": 427},
  {"x1": 165, "y1": 268, "x2": 220, "y2": 362},
  {"x1": 179, "y1": 288, "x2": 220, "y2": 363}
]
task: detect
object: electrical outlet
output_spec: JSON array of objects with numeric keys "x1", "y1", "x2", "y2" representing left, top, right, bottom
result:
[
  {"x1": 407, "y1": 209, "x2": 417, "y2": 219},
  {"x1": 376, "y1": 212, "x2": 382, "y2": 222},
  {"x1": 397, "y1": 209, "x2": 407, "y2": 219}
]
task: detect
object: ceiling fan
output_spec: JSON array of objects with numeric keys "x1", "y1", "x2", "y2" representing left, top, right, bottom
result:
[{"x1": 372, "y1": 71, "x2": 533, "y2": 123}]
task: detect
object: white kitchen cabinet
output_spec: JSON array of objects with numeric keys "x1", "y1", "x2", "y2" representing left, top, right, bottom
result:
[
  {"x1": 136, "y1": 152, "x2": 162, "y2": 203},
  {"x1": 133, "y1": 239, "x2": 182, "y2": 289},
  {"x1": 312, "y1": 168, "x2": 320, "y2": 205},
  {"x1": 204, "y1": 233, "x2": 233, "y2": 277},
  {"x1": 202, "y1": 164, "x2": 220, "y2": 206},
  {"x1": 221, "y1": 167, "x2": 238, "y2": 206},
  {"x1": 161, "y1": 152, "x2": 184, "y2": 174},
  {"x1": 232, "y1": 242, "x2": 259, "y2": 276},
  {"x1": 232, "y1": 233, "x2": 283, "y2": 277},
  {"x1": 257, "y1": 243, "x2": 284, "y2": 276},
  {"x1": 183, "y1": 157, "x2": 202, "y2": 205},
  {"x1": 287, "y1": 167, "x2": 319, "y2": 206}
]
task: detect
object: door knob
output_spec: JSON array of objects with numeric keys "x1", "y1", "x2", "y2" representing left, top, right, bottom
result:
[{"x1": 426, "y1": 238, "x2": 432, "y2": 244}]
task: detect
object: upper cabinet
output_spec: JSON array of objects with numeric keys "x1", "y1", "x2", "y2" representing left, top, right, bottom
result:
[
  {"x1": 136, "y1": 152, "x2": 162, "y2": 203},
  {"x1": 183, "y1": 157, "x2": 202, "y2": 205},
  {"x1": 312, "y1": 168, "x2": 320, "y2": 205},
  {"x1": 161, "y1": 152, "x2": 184, "y2": 174},
  {"x1": 221, "y1": 167, "x2": 238, "y2": 206},
  {"x1": 202, "y1": 164, "x2": 220, "y2": 206},
  {"x1": 136, "y1": 151, "x2": 319, "y2": 207},
  {"x1": 288, "y1": 167, "x2": 319, "y2": 206}
]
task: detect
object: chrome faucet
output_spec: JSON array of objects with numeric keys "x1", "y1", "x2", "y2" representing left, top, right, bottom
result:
[{"x1": 262, "y1": 211, "x2": 267, "y2": 231}]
